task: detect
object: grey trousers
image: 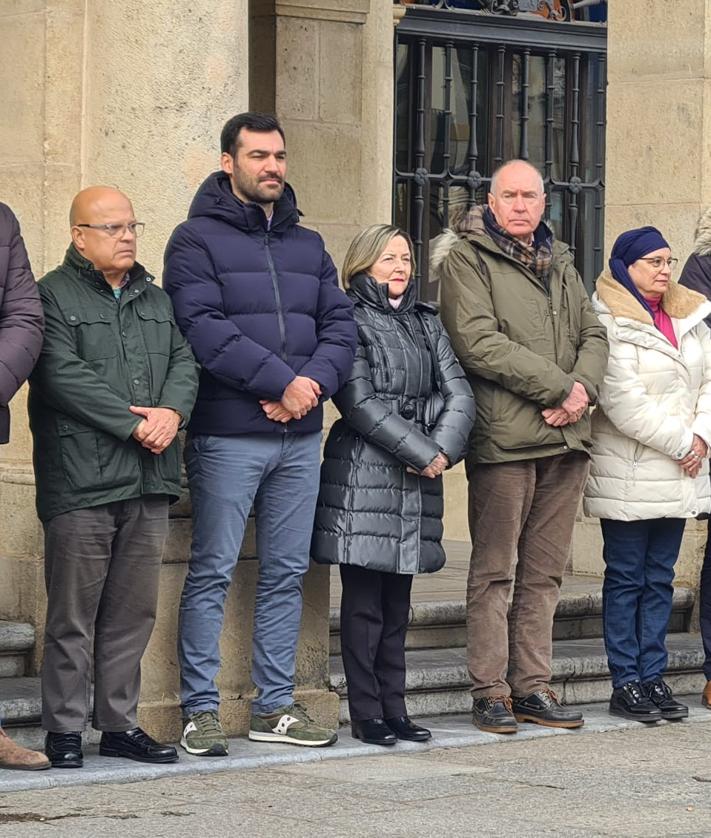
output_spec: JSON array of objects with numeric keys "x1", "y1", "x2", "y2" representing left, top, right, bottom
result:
[{"x1": 41, "y1": 497, "x2": 168, "y2": 733}]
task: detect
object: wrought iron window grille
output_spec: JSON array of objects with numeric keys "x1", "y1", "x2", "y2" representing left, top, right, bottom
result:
[{"x1": 393, "y1": 0, "x2": 607, "y2": 298}]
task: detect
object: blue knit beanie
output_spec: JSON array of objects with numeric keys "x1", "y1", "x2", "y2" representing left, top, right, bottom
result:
[{"x1": 609, "y1": 226, "x2": 670, "y2": 317}]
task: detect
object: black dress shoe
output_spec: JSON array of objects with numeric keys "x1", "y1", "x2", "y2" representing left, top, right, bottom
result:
[
  {"x1": 472, "y1": 696, "x2": 518, "y2": 734},
  {"x1": 99, "y1": 727, "x2": 179, "y2": 764},
  {"x1": 384, "y1": 715, "x2": 432, "y2": 742},
  {"x1": 45, "y1": 731, "x2": 83, "y2": 768},
  {"x1": 512, "y1": 689, "x2": 584, "y2": 729},
  {"x1": 609, "y1": 681, "x2": 662, "y2": 723},
  {"x1": 351, "y1": 718, "x2": 397, "y2": 746},
  {"x1": 643, "y1": 679, "x2": 688, "y2": 720}
]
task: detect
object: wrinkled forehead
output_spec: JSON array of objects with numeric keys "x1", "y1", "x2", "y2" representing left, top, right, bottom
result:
[
  {"x1": 75, "y1": 192, "x2": 135, "y2": 224},
  {"x1": 494, "y1": 165, "x2": 543, "y2": 195}
]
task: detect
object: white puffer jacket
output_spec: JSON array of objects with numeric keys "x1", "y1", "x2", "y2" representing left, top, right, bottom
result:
[{"x1": 583, "y1": 273, "x2": 711, "y2": 521}]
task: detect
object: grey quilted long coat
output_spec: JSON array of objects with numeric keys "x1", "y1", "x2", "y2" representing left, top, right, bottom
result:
[{"x1": 311, "y1": 273, "x2": 475, "y2": 574}]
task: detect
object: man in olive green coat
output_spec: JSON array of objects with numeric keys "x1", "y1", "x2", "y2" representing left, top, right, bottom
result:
[
  {"x1": 435, "y1": 160, "x2": 608, "y2": 734},
  {"x1": 28, "y1": 187, "x2": 198, "y2": 769}
]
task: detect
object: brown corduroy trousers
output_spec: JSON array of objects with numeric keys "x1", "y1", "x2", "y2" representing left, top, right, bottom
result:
[{"x1": 466, "y1": 453, "x2": 589, "y2": 699}]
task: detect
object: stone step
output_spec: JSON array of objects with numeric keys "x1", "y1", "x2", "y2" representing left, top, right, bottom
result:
[
  {"x1": 0, "y1": 621, "x2": 35, "y2": 678},
  {"x1": 0, "y1": 677, "x2": 101, "y2": 750},
  {"x1": 329, "y1": 585, "x2": 695, "y2": 655},
  {"x1": 330, "y1": 632, "x2": 707, "y2": 723}
]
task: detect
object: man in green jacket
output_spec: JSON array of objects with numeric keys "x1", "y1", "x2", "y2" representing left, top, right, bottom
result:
[
  {"x1": 28, "y1": 186, "x2": 199, "y2": 769},
  {"x1": 435, "y1": 160, "x2": 608, "y2": 734}
]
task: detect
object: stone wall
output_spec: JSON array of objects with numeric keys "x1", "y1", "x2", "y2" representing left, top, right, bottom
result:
[{"x1": 0, "y1": 0, "x2": 343, "y2": 739}]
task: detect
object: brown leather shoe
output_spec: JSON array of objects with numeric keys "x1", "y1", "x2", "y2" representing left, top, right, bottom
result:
[
  {"x1": 0, "y1": 728, "x2": 50, "y2": 770},
  {"x1": 702, "y1": 681, "x2": 711, "y2": 709}
]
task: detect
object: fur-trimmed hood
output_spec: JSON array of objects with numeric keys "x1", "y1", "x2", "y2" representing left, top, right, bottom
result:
[
  {"x1": 694, "y1": 207, "x2": 711, "y2": 256},
  {"x1": 429, "y1": 206, "x2": 487, "y2": 284},
  {"x1": 595, "y1": 271, "x2": 710, "y2": 326}
]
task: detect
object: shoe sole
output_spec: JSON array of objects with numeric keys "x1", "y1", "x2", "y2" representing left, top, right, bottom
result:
[
  {"x1": 99, "y1": 748, "x2": 179, "y2": 764},
  {"x1": 179, "y1": 737, "x2": 228, "y2": 757},
  {"x1": 248, "y1": 731, "x2": 337, "y2": 747},
  {"x1": 513, "y1": 713, "x2": 584, "y2": 729},
  {"x1": 49, "y1": 760, "x2": 83, "y2": 769},
  {"x1": 608, "y1": 707, "x2": 661, "y2": 723},
  {"x1": 473, "y1": 721, "x2": 518, "y2": 734},
  {"x1": 1, "y1": 762, "x2": 51, "y2": 771},
  {"x1": 659, "y1": 709, "x2": 689, "y2": 721}
]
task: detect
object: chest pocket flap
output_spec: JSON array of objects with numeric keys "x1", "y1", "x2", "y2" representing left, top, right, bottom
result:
[
  {"x1": 136, "y1": 307, "x2": 174, "y2": 356},
  {"x1": 64, "y1": 310, "x2": 116, "y2": 361}
]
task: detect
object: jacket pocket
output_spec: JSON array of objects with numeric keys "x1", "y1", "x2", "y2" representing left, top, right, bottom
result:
[
  {"x1": 136, "y1": 309, "x2": 174, "y2": 356},
  {"x1": 64, "y1": 311, "x2": 116, "y2": 361},
  {"x1": 58, "y1": 417, "x2": 137, "y2": 492}
]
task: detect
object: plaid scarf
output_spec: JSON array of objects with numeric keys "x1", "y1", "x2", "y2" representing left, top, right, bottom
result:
[{"x1": 481, "y1": 207, "x2": 554, "y2": 282}]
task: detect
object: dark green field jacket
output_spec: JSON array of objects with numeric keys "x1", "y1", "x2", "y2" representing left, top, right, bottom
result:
[
  {"x1": 435, "y1": 219, "x2": 609, "y2": 465},
  {"x1": 28, "y1": 246, "x2": 198, "y2": 521}
]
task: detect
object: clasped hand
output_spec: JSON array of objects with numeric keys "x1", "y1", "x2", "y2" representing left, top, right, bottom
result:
[
  {"x1": 130, "y1": 406, "x2": 181, "y2": 454},
  {"x1": 259, "y1": 376, "x2": 321, "y2": 423},
  {"x1": 679, "y1": 433, "x2": 708, "y2": 479},
  {"x1": 406, "y1": 452, "x2": 449, "y2": 479},
  {"x1": 541, "y1": 381, "x2": 589, "y2": 427}
]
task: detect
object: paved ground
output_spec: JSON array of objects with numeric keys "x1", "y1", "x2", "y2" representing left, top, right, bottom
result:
[{"x1": 1, "y1": 701, "x2": 711, "y2": 837}]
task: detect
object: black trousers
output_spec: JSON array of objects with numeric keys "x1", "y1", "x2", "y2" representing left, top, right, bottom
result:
[{"x1": 339, "y1": 564, "x2": 413, "y2": 722}]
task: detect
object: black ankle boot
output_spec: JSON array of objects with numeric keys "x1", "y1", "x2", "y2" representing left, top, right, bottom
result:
[{"x1": 609, "y1": 681, "x2": 662, "y2": 723}]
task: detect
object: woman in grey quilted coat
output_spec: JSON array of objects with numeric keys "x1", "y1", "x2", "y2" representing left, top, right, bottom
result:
[{"x1": 312, "y1": 225, "x2": 474, "y2": 746}]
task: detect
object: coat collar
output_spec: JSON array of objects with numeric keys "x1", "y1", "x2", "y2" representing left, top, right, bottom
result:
[
  {"x1": 595, "y1": 271, "x2": 710, "y2": 325},
  {"x1": 62, "y1": 244, "x2": 151, "y2": 294},
  {"x1": 347, "y1": 273, "x2": 417, "y2": 315}
]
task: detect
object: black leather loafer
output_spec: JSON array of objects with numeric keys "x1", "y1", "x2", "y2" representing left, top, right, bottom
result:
[
  {"x1": 643, "y1": 679, "x2": 688, "y2": 720},
  {"x1": 609, "y1": 681, "x2": 662, "y2": 723},
  {"x1": 512, "y1": 689, "x2": 584, "y2": 729},
  {"x1": 99, "y1": 727, "x2": 179, "y2": 764},
  {"x1": 384, "y1": 715, "x2": 431, "y2": 742},
  {"x1": 351, "y1": 718, "x2": 397, "y2": 746},
  {"x1": 45, "y1": 731, "x2": 83, "y2": 768}
]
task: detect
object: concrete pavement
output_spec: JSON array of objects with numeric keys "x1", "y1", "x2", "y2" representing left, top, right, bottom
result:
[{"x1": 0, "y1": 700, "x2": 710, "y2": 836}]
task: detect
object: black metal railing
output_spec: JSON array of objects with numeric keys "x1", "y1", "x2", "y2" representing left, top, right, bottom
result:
[{"x1": 393, "y1": 4, "x2": 607, "y2": 299}]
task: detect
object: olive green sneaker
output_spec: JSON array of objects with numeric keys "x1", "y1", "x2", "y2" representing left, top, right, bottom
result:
[
  {"x1": 248, "y1": 702, "x2": 337, "y2": 747},
  {"x1": 180, "y1": 710, "x2": 228, "y2": 756}
]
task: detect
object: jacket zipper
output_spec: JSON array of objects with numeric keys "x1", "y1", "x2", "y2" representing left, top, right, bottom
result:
[{"x1": 264, "y1": 233, "x2": 288, "y2": 362}]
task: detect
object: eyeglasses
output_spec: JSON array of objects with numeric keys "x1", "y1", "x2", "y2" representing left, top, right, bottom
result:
[
  {"x1": 637, "y1": 256, "x2": 678, "y2": 271},
  {"x1": 74, "y1": 222, "x2": 145, "y2": 238}
]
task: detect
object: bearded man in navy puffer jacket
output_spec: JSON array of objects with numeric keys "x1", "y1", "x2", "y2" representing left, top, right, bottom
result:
[{"x1": 164, "y1": 112, "x2": 356, "y2": 756}]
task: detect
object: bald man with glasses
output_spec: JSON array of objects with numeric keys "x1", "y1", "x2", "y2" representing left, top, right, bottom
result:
[{"x1": 28, "y1": 186, "x2": 198, "y2": 769}]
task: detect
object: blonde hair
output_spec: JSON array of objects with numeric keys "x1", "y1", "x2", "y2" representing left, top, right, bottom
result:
[{"x1": 341, "y1": 224, "x2": 415, "y2": 288}]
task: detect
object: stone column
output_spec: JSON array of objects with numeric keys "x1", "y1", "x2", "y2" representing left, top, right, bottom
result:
[{"x1": 0, "y1": 0, "x2": 266, "y2": 739}]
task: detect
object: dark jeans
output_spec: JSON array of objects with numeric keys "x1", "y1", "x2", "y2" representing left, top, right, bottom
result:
[
  {"x1": 601, "y1": 517, "x2": 686, "y2": 689},
  {"x1": 700, "y1": 519, "x2": 711, "y2": 680},
  {"x1": 339, "y1": 564, "x2": 413, "y2": 722}
]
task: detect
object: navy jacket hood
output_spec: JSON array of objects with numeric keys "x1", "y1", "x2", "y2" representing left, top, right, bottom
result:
[{"x1": 188, "y1": 171, "x2": 300, "y2": 234}]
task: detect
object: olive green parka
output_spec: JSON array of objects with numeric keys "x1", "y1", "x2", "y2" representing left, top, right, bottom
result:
[{"x1": 433, "y1": 208, "x2": 609, "y2": 465}]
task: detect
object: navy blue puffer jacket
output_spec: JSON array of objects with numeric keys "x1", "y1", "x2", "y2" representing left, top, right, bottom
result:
[{"x1": 163, "y1": 173, "x2": 357, "y2": 435}]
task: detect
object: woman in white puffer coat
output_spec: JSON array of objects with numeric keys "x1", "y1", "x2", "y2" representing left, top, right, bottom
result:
[{"x1": 584, "y1": 226, "x2": 711, "y2": 726}]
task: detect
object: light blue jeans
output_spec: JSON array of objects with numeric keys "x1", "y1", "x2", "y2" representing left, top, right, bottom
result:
[{"x1": 179, "y1": 431, "x2": 321, "y2": 715}]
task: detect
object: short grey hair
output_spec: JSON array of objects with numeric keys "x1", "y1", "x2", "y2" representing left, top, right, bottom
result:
[{"x1": 489, "y1": 159, "x2": 545, "y2": 196}]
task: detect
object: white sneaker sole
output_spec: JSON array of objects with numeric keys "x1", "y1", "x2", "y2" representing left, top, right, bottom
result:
[
  {"x1": 248, "y1": 730, "x2": 337, "y2": 747},
  {"x1": 179, "y1": 736, "x2": 228, "y2": 756}
]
